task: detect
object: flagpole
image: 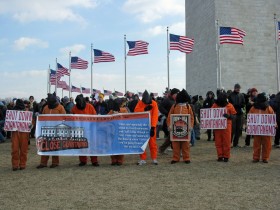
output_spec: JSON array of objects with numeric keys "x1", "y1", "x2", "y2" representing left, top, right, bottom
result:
[
  {"x1": 55, "y1": 58, "x2": 58, "y2": 94},
  {"x1": 91, "y1": 43, "x2": 93, "y2": 95},
  {"x1": 48, "y1": 64, "x2": 50, "y2": 94},
  {"x1": 216, "y1": 20, "x2": 221, "y2": 89},
  {"x1": 62, "y1": 88, "x2": 64, "y2": 98},
  {"x1": 167, "y1": 27, "x2": 170, "y2": 90},
  {"x1": 69, "y1": 51, "x2": 72, "y2": 98},
  {"x1": 274, "y1": 14, "x2": 280, "y2": 92},
  {"x1": 124, "y1": 34, "x2": 127, "y2": 94}
]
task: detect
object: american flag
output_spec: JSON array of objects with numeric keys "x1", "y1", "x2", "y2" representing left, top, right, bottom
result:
[
  {"x1": 71, "y1": 56, "x2": 88, "y2": 69},
  {"x1": 92, "y1": 89, "x2": 101, "y2": 94},
  {"x1": 81, "y1": 87, "x2": 90, "y2": 94},
  {"x1": 57, "y1": 81, "x2": 68, "y2": 89},
  {"x1": 93, "y1": 49, "x2": 115, "y2": 63},
  {"x1": 220, "y1": 27, "x2": 246, "y2": 45},
  {"x1": 127, "y1": 40, "x2": 149, "y2": 56},
  {"x1": 278, "y1": 22, "x2": 280, "y2": 40},
  {"x1": 57, "y1": 63, "x2": 70, "y2": 76},
  {"x1": 71, "y1": 85, "x2": 81, "y2": 93},
  {"x1": 103, "y1": 89, "x2": 112, "y2": 95},
  {"x1": 63, "y1": 84, "x2": 70, "y2": 91},
  {"x1": 49, "y1": 69, "x2": 60, "y2": 84},
  {"x1": 114, "y1": 91, "x2": 123, "y2": 96},
  {"x1": 169, "y1": 34, "x2": 194, "y2": 54}
]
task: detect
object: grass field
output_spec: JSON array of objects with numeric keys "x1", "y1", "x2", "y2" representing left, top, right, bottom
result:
[{"x1": 1, "y1": 133, "x2": 280, "y2": 210}]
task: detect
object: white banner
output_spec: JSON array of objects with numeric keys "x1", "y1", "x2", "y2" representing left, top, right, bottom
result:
[
  {"x1": 4, "y1": 110, "x2": 33, "y2": 132},
  {"x1": 200, "y1": 108, "x2": 227, "y2": 129},
  {"x1": 246, "y1": 114, "x2": 276, "y2": 136}
]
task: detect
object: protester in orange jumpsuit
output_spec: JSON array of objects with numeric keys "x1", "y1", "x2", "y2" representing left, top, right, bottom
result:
[
  {"x1": 11, "y1": 99, "x2": 31, "y2": 171},
  {"x1": 108, "y1": 98, "x2": 129, "y2": 166},
  {"x1": 134, "y1": 90, "x2": 159, "y2": 165},
  {"x1": 249, "y1": 93, "x2": 275, "y2": 163},
  {"x1": 71, "y1": 94, "x2": 100, "y2": 166},
  {"x1": 211, "y1": 92, "x2": 236, "y2": 162},
  {"x1": 166, "y1": 89, "x2": 194, "y2": 164},
  {"x1": 36, "y1": 93, "x2": 66, "y2": 169}
]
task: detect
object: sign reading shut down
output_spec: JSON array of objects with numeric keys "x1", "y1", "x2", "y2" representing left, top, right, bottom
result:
[
  {"x1": 246, "y1": 114, "x2": 276, "y2": 136},
  {"x1": 4, "y1": 110, "x2": 33, "y2": 132},
  {"x1": 200, "y1": 108, "x2": 227, "y2": 129}
]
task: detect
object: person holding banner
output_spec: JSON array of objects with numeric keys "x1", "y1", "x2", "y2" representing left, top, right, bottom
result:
[
  {"x1": 203, "y1": 91, "x2": 215, "y2": 141},
  {"x1": 71, "y1": 94, "x2": 100, "y2": 167},
  {"x1": 167, "y1": 89, "x2": 194, "y2": 164},
  {"x1": 36, "y1": 93, "x2": 66, "y2": 169},
  {"x1": 212, "y1": 92, "x2": 236, "y2": 162},
  {"x1": 10, "y1": 99, "x2": 32, "y2": 171},
  {"x1": 249, "y1": 93, "x2": 275, "y2": 163},
  {"x1": 108, "y1": 98, "x2": 128, "y2": 166},
  {"x1": 134, "y1": 90, "x2": 159, "y2": 165}
]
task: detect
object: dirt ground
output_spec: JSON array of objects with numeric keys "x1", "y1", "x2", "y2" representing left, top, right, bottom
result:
[{"x1": 1, "y1": 132, "x2": 280, "y2": 210}]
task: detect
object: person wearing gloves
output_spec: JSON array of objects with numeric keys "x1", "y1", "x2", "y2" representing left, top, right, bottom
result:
[
  {"x1": 71, "y1": 94, "x2": 100, "y2": 167},
  {"x1": 134, "y1": 90, "x2": 159, "y2": 165},
  {"x1": 212, "y1": 92, "x2": 236, "y2": 162},
  {"x1": 249, "y1": 93, "x2": 275, "y2": 163},
  {"x1": 36, "y1": 92, "x2": 66, "y2": 169},
  {"x1": 108, "y1": 98, "x2": 128, "y2": 166},
  {"x1": 167, "y1": 89, "x2": 194, "y2": 164},
  {"x1": 11, "y1": 99, "x2": 31, "y2": 171}
]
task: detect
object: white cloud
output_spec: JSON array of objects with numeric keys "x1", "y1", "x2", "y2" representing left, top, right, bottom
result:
[
  {"x1": 13, "y1": 37, "x2": 48, "y2": 51},
  {"x1": 147, "y1": 21, "x2": 185, "y2": 37},
  {"x1": 59, "y1": 44, "x2": 86, "y2": 56},
  {"x1": 0, "y1": 0, "x2": 97, "y2": 23},
  {"x1": 123, "y1": 0, "x2": 184, "y2": 23}
]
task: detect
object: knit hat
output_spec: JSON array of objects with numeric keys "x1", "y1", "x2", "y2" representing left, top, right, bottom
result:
[
  {"x1": 176, "y1": 89, "x2": 190, "y2": 103},
  {"x1": 62, "y1": 96, "x2": 70, "y2": 104},
  {"x1": 170, "y1": 88, "x2": 180, "y2": 96},
  {"x1": 234, "y1": 83, "x2": 241, "y2": 89},
  {"x1": 250, "y1": 88, "x2": 258, "y2": 94}
]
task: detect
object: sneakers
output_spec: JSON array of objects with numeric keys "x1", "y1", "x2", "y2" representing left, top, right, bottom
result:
[
  {"x1": 36, "y1": 164, "x2": 47, "y2": 169},
  {"x1": 171, "y1": 160, "x2": 178, "y2": 164},
  {"x1": 185, "y1": 160, "x2": 191, "y2": 164},
  {"x1": 223, "y1": 158, "x2": 229, "y2": 162},
  {"x1": 50, "y1": 164, "x2": 59, "y2": 168},
  {"x1": 92, "y1": 162, "x2": 100, "y2": 167},
  {"x1": 252, "y1": 159, "x2": 259, "y2": 163},
  {"x1": 137, "y1": 160, "x2": 147, "y2": 165},
  {"x1": 263, "y1": 160, "x2": 268, "y2": 163},
  {"x1": 152, "y1": 159, "x2": 158, "y2": 165}
]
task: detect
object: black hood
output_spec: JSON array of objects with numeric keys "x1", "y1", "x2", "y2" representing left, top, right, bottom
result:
[
  {"x1": 142, "y1": 90, "x2": 152, "y2": 104},
  {"x1": 14, "y1": 99, "x2": 25, "y2": 111},
  {"x1": 254, "y1": 93, "x2": 269, "y2": 111},
  {"x1": 75, "y1": 94, "x2": 86, "y2": 110},
  {"x1": 176, "y1": 89, "x2": 190, "y2": 104},
  {"x1": 216, "y1": 92, "x2": 228, "y2": 107},
  {"x1": 47, "y1": 92, "x2": 58, "y2": 109}
]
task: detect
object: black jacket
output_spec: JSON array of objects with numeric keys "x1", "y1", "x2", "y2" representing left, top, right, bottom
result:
[
  {"x1": 228, "y1": 91, "x2": 245, "y2": 115},
  {"x1": 159, "y1": 96, "x2": 175, "y2": 116}
]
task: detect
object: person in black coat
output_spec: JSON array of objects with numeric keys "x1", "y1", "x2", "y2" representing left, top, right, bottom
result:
[{"x1": 203, "y1": 91, "x2": 215, "y2": 141}]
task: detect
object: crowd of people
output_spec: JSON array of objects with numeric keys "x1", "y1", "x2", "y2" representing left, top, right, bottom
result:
[{"x1": 1, "y1": 83, "x2": 279, "y2": 171}]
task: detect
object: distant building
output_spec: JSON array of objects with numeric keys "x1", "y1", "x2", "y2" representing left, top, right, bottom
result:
[
  {"x1": 185, "y1": 0, "x2": 280, "y2": 95},
  {"x1": 41, "y1": 123, "x2": 84, "y2": 138}
]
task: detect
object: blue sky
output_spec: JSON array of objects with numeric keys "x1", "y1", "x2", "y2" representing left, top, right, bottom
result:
[{"x1": 0, "y1": 0, "x2": 186, "y2": 101}]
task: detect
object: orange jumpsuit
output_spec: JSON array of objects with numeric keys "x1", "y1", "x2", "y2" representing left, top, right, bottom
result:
[
  {"x1": 212, "y1": 103, "x2": 236, "y2": 159},
  {"x1": 167, "y1": 104, "x2": 194, "y2": 162},
  {"x1": 71, "y1": 103, "x2": 98, "y2": 164},
  {"x1": 108, "y1": 107, "x2": 129, "y2": 165},
  {"x1": 249, "y1": 106, "x2": 274, "y2": 161},
  {"x1": 40, "y1": 104, "x2": 66, "y2": 166},
  {"x1": 11, "y1": 131, "x2": 30, "y2": 169},
  {"x1": 134, "y1": 100, "x2": 158, "y2": 160}
]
